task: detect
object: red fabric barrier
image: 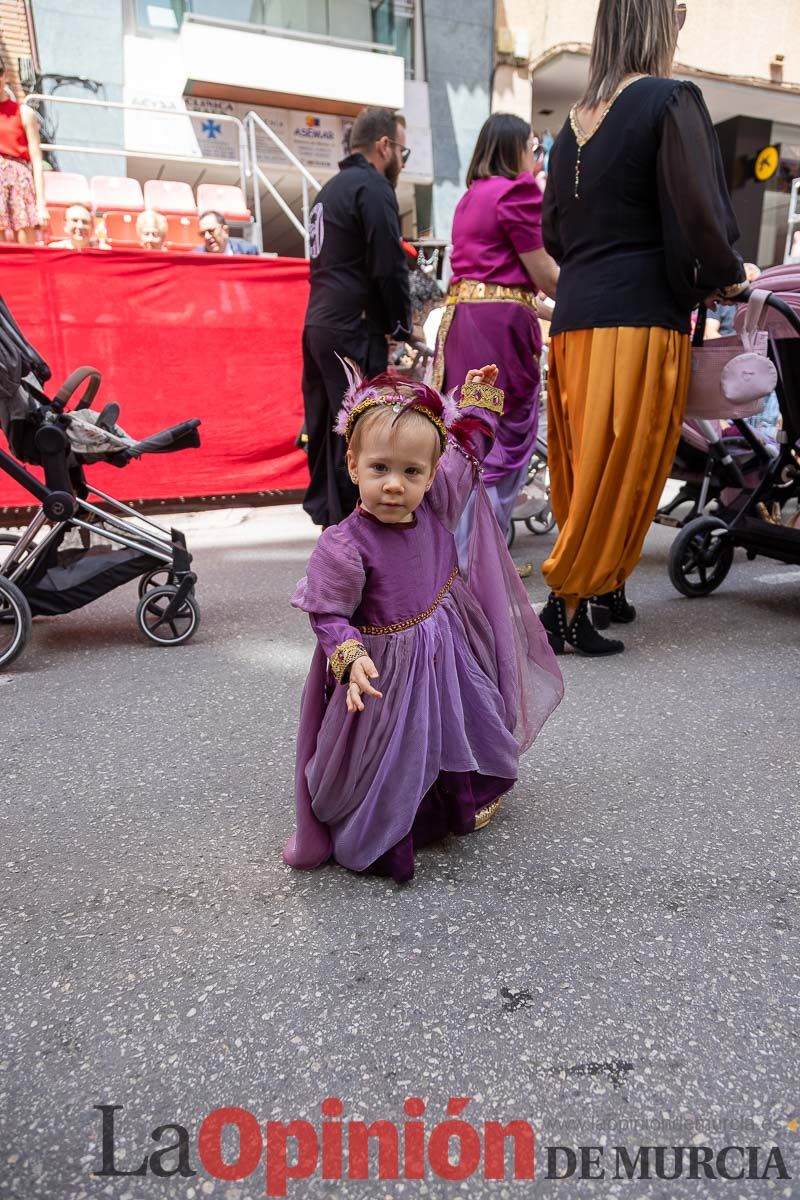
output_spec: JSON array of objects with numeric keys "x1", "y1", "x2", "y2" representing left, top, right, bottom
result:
[{"x1": 0, "y1": 245, "x2": 311, "y2": 507}]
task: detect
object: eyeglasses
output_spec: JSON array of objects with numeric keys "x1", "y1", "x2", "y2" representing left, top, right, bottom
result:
[
  {"x1": 388, "y1": 138, "x2": 411, "y2": 166},
  {"x1": 675, "y1": 4, "x2": 687, "y2": 30}
]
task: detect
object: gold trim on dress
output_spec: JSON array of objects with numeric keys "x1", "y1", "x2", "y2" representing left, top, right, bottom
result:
[
  {"x1": 359, "y1": 565, "x2": 458, "y2": 636},
  {"x1": 329, "y1": 638, "x2": 368, "y2": 684},
  {"x1": 474, "y1": 795, "x2": 504, "y2": 829},
  {"x1": 568, "y1": 74, "x2": 646, "y2": 198},
  {"x1": 459, "y1": 380, "x2": 505, "y2": 413}
]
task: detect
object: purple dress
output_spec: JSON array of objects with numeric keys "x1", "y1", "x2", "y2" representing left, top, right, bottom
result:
[
  {"x1": 441, "y1": 174, "x2": 544, "y2": 544},
  {"x1": 284, "y1": 407, "x2": 564, "y2": 882}
]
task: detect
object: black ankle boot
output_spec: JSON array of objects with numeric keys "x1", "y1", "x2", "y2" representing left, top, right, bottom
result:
[
  {"x1": 592, "y1": 585, "x2": 637, "y2": 624},
  {"x1": 539, "y1": 594, "x2": 625, "y2": 657}
]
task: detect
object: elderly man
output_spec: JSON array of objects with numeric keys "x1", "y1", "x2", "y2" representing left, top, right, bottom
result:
[
  {"x1": 194, "y1": 210, "x2": 258, "y2": 255},
  {"x1": 301, "y1": 106, "x2": 412, "y2": 527},
  {"x1": 136, "y1": 209, "x2": 168, "y2": 250},
  {"x1": 48, "y1": 205, "x2": 108, "y2": 250}
]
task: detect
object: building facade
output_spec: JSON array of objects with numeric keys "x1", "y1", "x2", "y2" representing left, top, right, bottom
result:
[
  {"x1": 0, "y1": 0, "x2": 493, "y2": 253},
  {"x1": 492, "y1": 0, "x2": 800, "y2": 265}
]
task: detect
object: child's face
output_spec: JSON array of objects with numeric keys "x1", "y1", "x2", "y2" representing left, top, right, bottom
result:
[{"x1": 347, "y1": 415, "x2": 439, "y2": 524}]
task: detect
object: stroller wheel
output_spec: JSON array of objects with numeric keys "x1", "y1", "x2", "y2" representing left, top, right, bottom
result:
[
  {"x1": 506, "y1": 519, "x2": 516, "y2": 550},
  {"x1": 136, "y1": 585, "x2": 200, "y2": 647},
  {"x1": 0, "y1": 576, "x2": 32, "y2": 669},
  {"x1": 525, "y1": 506, "x2": 556, "y2": 536},
  {"x1": 668, "y1": 516, "x2": 734, "y2": 597},
  {"x1": 138, "y1": 566, "x2": 177, "y2": 599},
  {"x1": 0, "y1": 534, "x2": 20, "y2": 573}
]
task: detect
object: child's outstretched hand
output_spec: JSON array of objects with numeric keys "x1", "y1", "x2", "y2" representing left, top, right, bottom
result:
[
  {"x1": 347, "y1": 655, "x2": 383, "y2": 714},
  {"x1": 465, "y1": 364, "x2": 499, "y2": 387}
]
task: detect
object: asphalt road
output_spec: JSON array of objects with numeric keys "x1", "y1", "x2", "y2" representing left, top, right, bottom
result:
[{"x1": 1, "y1": 503, "x2": 798, "y2": 1200}]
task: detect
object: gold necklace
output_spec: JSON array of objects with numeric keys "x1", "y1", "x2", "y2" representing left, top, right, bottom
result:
[{"x1": 568, "y1": 74, "x2": 647, "y2": 198}]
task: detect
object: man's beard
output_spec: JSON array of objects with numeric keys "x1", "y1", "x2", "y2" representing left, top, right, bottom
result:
[{"x1": 385, "y1": 159, "x2": 400, "y2": 189}]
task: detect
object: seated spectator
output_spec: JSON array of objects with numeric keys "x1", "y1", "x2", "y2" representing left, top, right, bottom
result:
[
  {"x1": 48, "y1": 204, "x2": 109, "y2": 250},
  {"x1": 136, "y1": 209, "x2": 168, "y2": 251},
  {"x1": 194, "y1": 210, "x2": 258, "y2": 255}
]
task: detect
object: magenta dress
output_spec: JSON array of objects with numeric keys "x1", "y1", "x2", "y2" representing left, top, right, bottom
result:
[
  {"x1": 284, "y1": 404, "x2": 564, "y2": 883},
  {"x1": 441, "y1": 174, "x2": 544, "y2": 546}
]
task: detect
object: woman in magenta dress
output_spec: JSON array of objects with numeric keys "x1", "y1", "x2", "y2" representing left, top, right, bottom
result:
[
  {"x1": 433, "y1": 114, "x2": 559, "y2": 555},
  {"x1": 284, "y1": 363, "x2": 563, "y2": 883}
]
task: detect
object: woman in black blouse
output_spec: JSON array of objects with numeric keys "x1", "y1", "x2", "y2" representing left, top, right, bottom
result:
[{"x1": 539, "y1": 0, "x2": 746, "y2": 656}]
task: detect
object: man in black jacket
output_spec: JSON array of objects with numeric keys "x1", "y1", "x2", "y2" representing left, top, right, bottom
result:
[{"x1": 301, "y1": 107, "x2": 412, "y2": 527}]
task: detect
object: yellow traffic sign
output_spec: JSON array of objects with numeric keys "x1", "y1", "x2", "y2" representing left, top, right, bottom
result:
[{"x1": 755, "y1": 145, "x2": 779, "y2": 182}]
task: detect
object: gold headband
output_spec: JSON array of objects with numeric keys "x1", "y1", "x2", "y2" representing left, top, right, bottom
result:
[{"x1": 344, "y1": 396, "x2": 448, "y2": 452}]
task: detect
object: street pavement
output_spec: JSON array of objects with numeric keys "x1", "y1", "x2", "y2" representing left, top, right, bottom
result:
[{"x1": 0, "y1": 502, "x2": 798, "y2": 1199}]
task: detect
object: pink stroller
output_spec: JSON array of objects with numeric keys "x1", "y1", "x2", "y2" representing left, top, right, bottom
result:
[{"x1": 664, "y1": 273, "x2": 800, "y2": 596}]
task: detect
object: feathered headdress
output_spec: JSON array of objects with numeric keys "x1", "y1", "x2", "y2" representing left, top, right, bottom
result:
[{"x1": 334, "y1": 357, "x2": 461, "y2": 453}]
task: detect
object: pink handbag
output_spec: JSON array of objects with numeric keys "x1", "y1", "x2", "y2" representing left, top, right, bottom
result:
[{"x1": 685, "y1": 290, "x2": 777, "y2": 420}]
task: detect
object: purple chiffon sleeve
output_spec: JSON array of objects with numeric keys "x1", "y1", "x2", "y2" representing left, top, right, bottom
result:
[
  {"x1": 429, "y1": 390, "x2": 507, "y2": 529},
  {"x1": 292, "y1": 525, "x2": 366, "y2": 658}
]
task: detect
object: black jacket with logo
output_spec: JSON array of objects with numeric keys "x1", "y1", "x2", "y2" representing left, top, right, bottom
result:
[{"x1": 304, "y1": 154, "x2": 412, "y2": 340}]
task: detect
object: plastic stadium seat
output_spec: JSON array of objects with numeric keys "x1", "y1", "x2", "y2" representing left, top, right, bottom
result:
[
  {"x1": 90, "y1": 176, "x2": 144, "y2": 214},
  {"x1": 144, "y1": 179, "x2": 196, "y2": 216},
  {"x1": 102, "y1": 211, "x2": 139, "y2": 247},
  {"x1": 165, "y1": 214, "x2": 199, "y2": 249},
  {"x1": 43, "y1": 171, "x2": 91, "y2": 209},
  {"x1": 196, "y1": 183, "x2": 251, "y2": 223},
  {"x1": 45, "y1": 208, "x2": 68, "y2": 242}
]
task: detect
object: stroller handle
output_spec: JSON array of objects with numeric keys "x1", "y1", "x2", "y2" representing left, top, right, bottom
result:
[
  {"x1": 52, "y1": 367, "x2": 102, "y2": 412},
  {"x1": 738, "y1": 288, "x2": 800, "y2": 338}
]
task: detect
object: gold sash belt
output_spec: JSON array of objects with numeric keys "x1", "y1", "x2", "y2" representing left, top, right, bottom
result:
[
  {"x1": 359, "y1": 565, "x2": 458, "y2": 636},
  {"x1": 432, "y1": 279, "x2": 538, "y2": 388},
  {"x1": 446, "y1": 278, "x2": 538, "y2": 309}
]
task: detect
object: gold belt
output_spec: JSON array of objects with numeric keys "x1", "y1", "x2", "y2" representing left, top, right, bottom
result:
[
  {"x1": 447, "y1": 279, "x2": 538, "y2": 309},
  {"x1": 359, "y1": 565, "x2": 458, "y2": 636}
]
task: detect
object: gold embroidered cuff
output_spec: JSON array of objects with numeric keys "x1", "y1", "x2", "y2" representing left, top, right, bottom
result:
[
  {"x1": 459, "y1": 380, "x2": 505, "y2": 414},
  {"x1": 329, "y1": 638, "x2": 368, "y2": 685}
]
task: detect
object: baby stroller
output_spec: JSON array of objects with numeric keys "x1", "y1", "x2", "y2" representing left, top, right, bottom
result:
[
  {"x1": 0, "y1": 295, "x2": 202, "y2": 669},
  {"x1": 507, "y1": 342, "x2": 555, "y2": 548},
  {"x1": 667, "y1": 283, "x2": 800, "y2": 596}
]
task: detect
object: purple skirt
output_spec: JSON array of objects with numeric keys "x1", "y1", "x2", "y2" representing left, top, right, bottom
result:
[
  {"x1": 442, "y1": 300, "x2": 542, "y2": 486},
  {"x1": 303, "y1": 581, "x2": 521, "y2": 880}
]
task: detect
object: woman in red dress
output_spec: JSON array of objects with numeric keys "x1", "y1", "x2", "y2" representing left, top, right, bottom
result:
[{"x1": 0, "y1": 56, "x2": 48, "y2": 243}]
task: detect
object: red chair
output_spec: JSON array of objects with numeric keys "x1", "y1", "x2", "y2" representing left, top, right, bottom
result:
[
  {"x1": 90, "y1": 176, "x2": 144, "y2": 214},
  {"x1": 144, "y1": 179, "x2": 196, "y2": 216},
  {"x1": 43, "y1": 172, "x2": 92, "y2": 242},
  {"x1": 102, "y1": 211, "x2": 139, "y2": 248},
  {"x1": 44, "y1": 171, "x2": 91, "y2": 209},
  {"x1": 196, "y1": 183, "x2": 251, "y2": 223},
  {"x1": 45, "y1": 208, "x2": 68, "y2": 242},
  {"x1": 164, "y1": 214, "x2": 199, "y2": 250}
]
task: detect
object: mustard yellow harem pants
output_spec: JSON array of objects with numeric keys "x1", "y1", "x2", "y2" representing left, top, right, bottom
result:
[{"x1": 542, "y1": 327, "x2": 692, "y2": 603}]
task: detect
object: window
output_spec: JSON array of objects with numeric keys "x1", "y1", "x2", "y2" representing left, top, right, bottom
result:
[
  {"x1": 134, "y1": 0, "x2": 416, "y2": 76},
  {"x1": 135, "y1": 0, "x2": 184, "y2": 31}
]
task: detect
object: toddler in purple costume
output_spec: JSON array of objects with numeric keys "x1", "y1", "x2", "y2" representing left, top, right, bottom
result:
[{"x1": 284, "y1": 362, "x2": 563, "y2": 882}]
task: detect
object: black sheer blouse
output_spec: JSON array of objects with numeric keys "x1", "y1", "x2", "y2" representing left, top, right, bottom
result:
[{"x1": 542, "y1": 77, "x2": 745, "y2": 336}]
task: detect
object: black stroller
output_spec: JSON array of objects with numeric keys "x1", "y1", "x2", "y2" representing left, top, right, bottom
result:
[
  {"x1": 667, "y1": 287, "x2": 800, "y2": 596},
  {"x1": 0, "y1": 296, "x2": 202, "y2": 669}
]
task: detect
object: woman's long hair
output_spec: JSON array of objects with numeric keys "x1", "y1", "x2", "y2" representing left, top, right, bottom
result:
[
  {"x1": 466, "y1": 113, "x2": 530, "y2": 186},
  {"x1": 581, "y1": 0, "x2": 677, "y2": 106}
]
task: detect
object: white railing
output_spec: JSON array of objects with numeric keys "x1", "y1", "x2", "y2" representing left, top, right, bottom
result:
[
  {"x1": 244, "y1": 110, "x2": 321, "y2": 258},
  {"x1": 25, "y1": 94, "x2": 249, "y2": 196},
  {"x1": 24, "y1": 93, "x2": 325, "y2": 256}
]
